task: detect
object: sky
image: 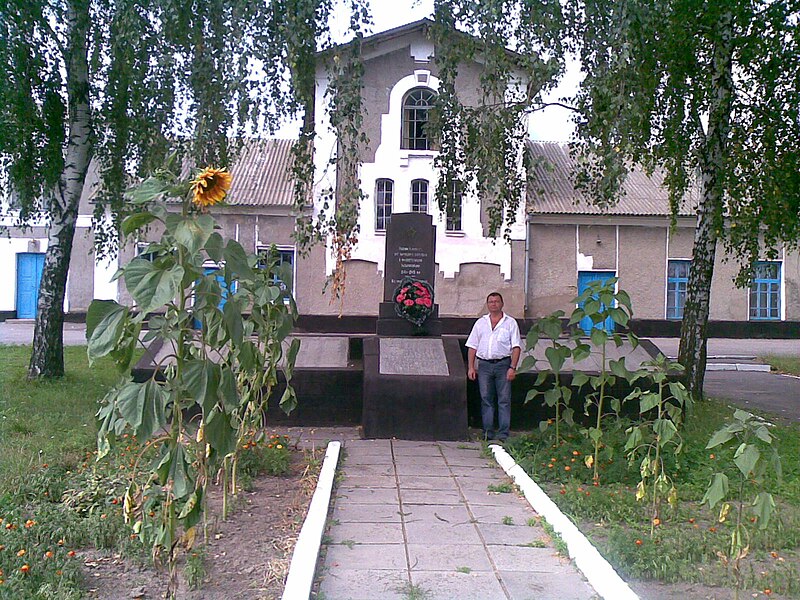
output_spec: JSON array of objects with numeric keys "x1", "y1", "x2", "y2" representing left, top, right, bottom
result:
[{"x1": 278, "y1": 0, "x2": 578, "y2": 141}]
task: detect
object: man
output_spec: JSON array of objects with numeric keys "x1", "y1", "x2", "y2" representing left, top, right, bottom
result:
[{"x1": 466, "y1": 292, "x2": 521, "y2": 442}]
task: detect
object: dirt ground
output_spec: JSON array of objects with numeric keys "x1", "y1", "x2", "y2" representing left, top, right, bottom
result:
[{"x1": 82, "y1": 451, "x2": 319, "y2": 600}]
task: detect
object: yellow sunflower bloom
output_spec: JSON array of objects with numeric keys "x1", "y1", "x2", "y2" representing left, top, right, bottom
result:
[{"x1": 191, "y1": 167, "x2": 232, "y2": 209}]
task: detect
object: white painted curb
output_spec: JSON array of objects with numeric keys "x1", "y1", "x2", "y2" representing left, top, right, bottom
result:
[
  {"x1": 490, "y1": 444, "x2": 639, "y2": 600},
  {"x1": 281, "y1": 440, "x2": 341, "y2": 600}
]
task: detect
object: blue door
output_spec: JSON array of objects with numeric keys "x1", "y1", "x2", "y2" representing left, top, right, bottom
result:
[
  {"x1": 16, "y1": 253, "x2": 45, "y2": 319},
  {"x1": 577, "y1": 271, "x2": 616, "y2": 335},
  {"x1": 194, "y1": 266, "x2": 232, "y2": 328}
]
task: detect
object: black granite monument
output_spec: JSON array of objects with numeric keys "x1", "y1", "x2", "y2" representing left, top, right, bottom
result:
[{"x1": 363, "y1": 213, "x2": 468, "y2": 440}]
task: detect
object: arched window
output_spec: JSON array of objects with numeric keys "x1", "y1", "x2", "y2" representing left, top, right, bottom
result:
[
  {"x1": 375, "y1": 178, "x2": 393, "y2": 231},
  {"x1": 402, "y1": 88, "x2": 436, "y2": 150},
  {"x1": 411, "y1": 179, "x2": 429, "y2": 213}
]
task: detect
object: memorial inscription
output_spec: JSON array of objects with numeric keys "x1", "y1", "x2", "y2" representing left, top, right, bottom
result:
[
  {"x1": 379, "y1": 338, "x2": 449, "y2": 376},
  {"x1": 383, "y1": 213, "x2": 436, "y2": 301}
]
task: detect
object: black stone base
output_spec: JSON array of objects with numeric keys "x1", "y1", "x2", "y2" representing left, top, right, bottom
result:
[
  {"x1": 362, "y1": 336, "x2": 468, "y2": 440},
  {"x1": 376, "y1": 302, "x2": 442, "y2": 336}
]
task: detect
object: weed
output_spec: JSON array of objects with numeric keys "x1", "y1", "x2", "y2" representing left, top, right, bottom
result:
[
  {"x1": 394, "y1": 581, "x2": 431, "y2": 600},
  {"x1": 526, "y1": 517, "x2": 539, "y2": 527},
  {"x1": 541, "y1": 518, "x2": 569, "y2": 557},
  {"x1": 341, "y1": 539, "x2": 356, "y2": 549},
  {"x1": 501, "y1": 516, "x2": 514, "y2": 525},
  {"x1": 487, "y1": 482, "x2": 513, "y2": 493},
  {"x1": 455, "y1": 565, "x2": 472, "y2": 573},
  {"x1": 184, "y1": 548, "x2": 207, "y2": 590},
  {"x1": 522, "y1": 540, "x2": 547, "y2": 548}
]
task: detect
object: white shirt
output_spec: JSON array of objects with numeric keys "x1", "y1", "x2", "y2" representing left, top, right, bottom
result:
[{"x1": 465, "y1": 313, "x2": 522, "y2": 360}]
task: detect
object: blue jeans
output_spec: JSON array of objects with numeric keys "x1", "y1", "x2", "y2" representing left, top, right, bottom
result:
[{"x1": 477, "y1": 358, "x2": 511, "y2": 440}]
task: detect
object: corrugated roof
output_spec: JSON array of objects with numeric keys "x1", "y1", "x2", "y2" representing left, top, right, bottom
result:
[
  {"x1": 527, "y1": 141, "x2": 699, "y2": 217},
  {"x1": 226, "y1": 139, "x2": 295, "y2": 207}
]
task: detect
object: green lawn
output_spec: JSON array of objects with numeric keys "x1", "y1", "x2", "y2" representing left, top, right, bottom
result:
[
  {"x1": 0, "y1": 346, "x2": 131, "y2": 598},
  {"x1": 761, "y1": 354, "x2": 800, "y2": 376},
  {"x1": 0, "y1": 346, "x2": 120, "y2": 488}
]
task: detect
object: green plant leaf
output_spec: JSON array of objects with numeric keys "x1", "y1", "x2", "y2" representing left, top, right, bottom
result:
[
  {"x1": 284, "y1": 337, "x2": 301, "y2": 382},
  {"x1": 751, "y1": 492, "x2": 776, "y2": 529},
  {"x1": 754, "y1": 425, "x2": 773, "y2": 444},
  {"x1": 590, "y1": 327, "x2": 607, "y2": 347},
  {"x1": 543, "y1": 387, "x2": 561, "y2": 407},
  {"x1": 121, "y1": 211, "x2": 158, "y2": 236},
  {"x1": 545, "y1": 345, "x2": 567, "y2": 372},
  {"x1": 572, "y1": 343, "x2": 591, "y2": 363},
  {"x1": 182, "y1": 360, "x2": 220, "y2": 414},
  {"x1": 124, "y1": 259, "x2": 185, "y2": 314},
  {"x1": 542, "y1": 317, "x2": 563, "y2": 341},
  {"x1": 733, "y1": 443, "x2": 760, "y2": 477},
  {"x1": 279, "y1": 386, "x2": 297, "y2": 415},
  {"x1": 205, "y1": 410, "x2": 237, "y2": 458},
  {"x1": 87, "y1": 301, "x2": 128, "y2": 364},
  {"x1": 174, "y1": 214, "x2": 215, "y2": 254},
  {"x1": 525, "y1": 328, "x2": 540, "y2": 350},
  {"x1": 609, "y1": 358, "x2": 629, "y2": 379},
  {"x1": 518, "y1": 355, "x2": 536, "y2": 373},
  {"x1": 654, "y1": 418, "x2": 678, "y2": 445},
  {"x1": 217, "y1": 365, "x2": 239, "y2": 410},
  {"x1": 706, "y1": 427, "x2": 735, "y2": 449},
  {"x1": 572, "y1": 371, "x2": 590, "y2": 388},
  {"x1": 205, "y1": 232, "x2": 224, "y2": 263},
  {"x1": 178, "y1": 488, "x2": 204, "y2": 530},
  {"x1": 639, "y1": 392, "x2": 660, "y2": 414},
  {"x1": 224, "y1": 239, "x2": 255, "y2": 281},
  {"x1": 701, "y1": 472, "x2": 729, "y2": 509},
  {"x1": 223, "y1": 299, "x2": 244, "y2": 347},
  {"x1": 127, "y1": 176, "x2": 169, "y2": 204}
]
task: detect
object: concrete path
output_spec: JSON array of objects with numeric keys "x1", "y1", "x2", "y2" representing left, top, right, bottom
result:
[{"x1": 316, "y1": 438, "x2": 596, "y2": 600}]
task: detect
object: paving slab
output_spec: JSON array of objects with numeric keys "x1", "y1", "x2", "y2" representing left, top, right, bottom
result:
[
  {"x1": 327, "y1": 522, "x2": 405, "y2": 545},
  {"x1": 331, "y1": 502, "x2": 402, "y2": 523},
  {"x1": 407, "y1": 543, "x2": 494, "y2": 572},
  {"x1": 317, "y1": 568, "x2": 408, "y2": 600},
  {"x1": 317, "y1": 438, "x2": 597, "y2": 599},
  {"x1": 411, "y1": 570, "x2": 508, "y2": 600},
  {"x1": 325, "y1": 543, "x2": 407, "y2": 570}
]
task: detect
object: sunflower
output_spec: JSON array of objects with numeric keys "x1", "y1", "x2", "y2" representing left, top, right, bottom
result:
[{"x1": 191, "y1": 167, "x2": 232, "y2": 209}]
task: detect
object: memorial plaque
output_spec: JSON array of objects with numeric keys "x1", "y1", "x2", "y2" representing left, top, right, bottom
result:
[
  {"x1": 379, "y1": 338, "x2": 449, "y2": 376},
  {"x1": 383, "y1": 213, "x2": 436, "y2": 301}
]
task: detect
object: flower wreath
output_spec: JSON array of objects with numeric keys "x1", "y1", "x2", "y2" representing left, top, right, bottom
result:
[{"x1": 393, "y1": 277, "x2": 435, "y2": 326}]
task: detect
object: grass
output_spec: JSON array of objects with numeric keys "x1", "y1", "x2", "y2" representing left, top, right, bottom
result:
[
  {"x1": 761, "y1": 354, "x2": 800, "y2": 376},
  {"x1": 506, "y1": 398, "x2": 800, "y2": 596},
  {"x1": 0, "y1": 345, "x2": 138, "y2": 597}
]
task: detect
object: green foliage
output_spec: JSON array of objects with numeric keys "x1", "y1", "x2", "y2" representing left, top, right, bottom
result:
[
  {"x1": 702, "y1": 409, "x2": 782, "y2": 596},
  {"x1": 624, "y1": 354, "x2": 692, "y2": 535},
  {"x1": 184, "y1": 548, "x2": 207, "y2": 591},
  {"x1": 88, "y1": 167, "x2": 299, "y2": 597}
]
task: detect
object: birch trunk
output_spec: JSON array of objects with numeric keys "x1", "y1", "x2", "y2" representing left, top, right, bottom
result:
[
  {"x1": 678, "y1": 10, "x2": 735, "y2": 401},
  {"x1": 28, "y1": 0, "x2": 92, "y2": 379}
]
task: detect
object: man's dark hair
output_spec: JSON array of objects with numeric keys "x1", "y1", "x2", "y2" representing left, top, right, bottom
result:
[{"x1": 486, "y1": 292, "x2": 504, "y2": 303}]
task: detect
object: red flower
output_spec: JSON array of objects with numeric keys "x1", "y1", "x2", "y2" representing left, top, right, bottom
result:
[
  {"x1": 422, "y1": 298, "x2": 432, "y2": 307},
  {"x1": 404, "y1": 299, "x2": 415, "y2": 306},
  {"x1": 415, "y1": 298, "x2": 426, "y2": 305},
  {"x1": 396, "y1": 294, "x2": 404, "y2": 303}
]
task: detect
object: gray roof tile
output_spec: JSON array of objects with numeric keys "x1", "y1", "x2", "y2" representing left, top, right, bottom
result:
[{"x1": 526, "y1": 141, "x2": 699, "y2": 217}]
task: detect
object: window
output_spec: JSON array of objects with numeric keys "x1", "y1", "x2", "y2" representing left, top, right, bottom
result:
[
  {"x1": 136, "y1": 242, "x2": 156, "y2": 262},
  {"x1": 749, "y1": 261, "x2": 781, "y2": 320},
  {"x1": 445, "y1": 181, "x2": 463, "y2": 232},
  {"x1": 257, "y1": 245, "x2": 295, "y2": 295},
  {"x1": 411, "y1": 179, "x2": 428, "y2": 213},
  {"x1": 666, "y1": 260, "x2": 690, "y2": 319},
  {"x1": 402, "y1": 88, "x2": 436, "y2": 150},
  {"x1": 375, "y1": 179, "x2": 393, "y2": 231}
]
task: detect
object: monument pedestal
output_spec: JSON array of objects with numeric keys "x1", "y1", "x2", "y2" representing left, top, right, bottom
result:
[
  {"x1": 362, "y1": 336, "x2": 468, "y2": 440},
  {"x1": 375, "y1": 302, "x2": 442, "y2": 337}
]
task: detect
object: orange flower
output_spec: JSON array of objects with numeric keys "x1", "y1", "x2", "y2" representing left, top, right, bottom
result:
[
  {"x1": 19, "y1": 564, "x2": 29, "y2": 574},
  {"x1": 56, "y1": 570, "x2": 62, "y2": 576},
  {"x1": 564, "y1": 466, "x2": 571, "y2": 471},
  {"x1": 191, "y1": 167, "x2": 232, "y2": 209},
  {"x1": 709, "y1": 526, "x2": 717, "y2": 533},
  {"x1": 16, "y1": 549, "x2": 25, "y2": 557},
  {"x1": 57, "y1": 539, "x2": 65, "y2": 546},
  {"x1": 67, "y1": 550, "x2": 76, "y2": 557},
  {"x1": 652, "y1": 518, "x2": 661, "y2": 527},
  {"x1": 688, "y1": 518, "x2": 695, "y2": 524},
  {"x1": 635, "y1": 539, "x2": 643, "y2": 546},
  {"x1": 764, "y1": 589, "x2": 772, "y2": 595},
  {"x1": 276, "y1": 444, "x2": 283, "y2": 449},
  {"x1": 24, "y1": 519, "x2": 35, "y2": 528}
]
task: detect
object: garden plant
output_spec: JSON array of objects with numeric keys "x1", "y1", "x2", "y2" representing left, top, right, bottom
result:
[{"x1": 86, "y1": 163, "x2": 299, "y2": 597}]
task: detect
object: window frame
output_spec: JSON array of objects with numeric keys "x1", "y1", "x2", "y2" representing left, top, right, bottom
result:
[
  {"x1": 749, "y1": 261, "x2": 781, "y2": 321},
  {"x1": 445, "y1": 181, "x2": 463, "y2": 232},
  {"x1": 666, "y1": 259, "x2": 691, "y2": 320},
  {"x1": 375, "y1": 178, "x2": 394, "y2": 231},
  {"x1": 401, "y1": 88, "x2": 436, "y2": 151},
  {"x1": 256, "y1": 244, "x2": 296, "y2": 297},
  {"x1": 411, "y1": 179, "x2": 429, "y2": 213}
]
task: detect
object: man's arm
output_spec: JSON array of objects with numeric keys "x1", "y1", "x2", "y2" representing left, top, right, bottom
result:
[
  {"x1": 467, "y1": 347, "x2": 478, "y2": 381},
  {"x1": 507, "y1": 346, "x2": 521, "y2": 381}
]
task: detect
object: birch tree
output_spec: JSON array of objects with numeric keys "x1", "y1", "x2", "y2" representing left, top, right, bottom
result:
[
  {"x1": 0, "y1": 0, "x2": 357, "y2": 378},
  {"x1": 564, "y1": 0, "x2": 800, "y2": 399}
]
